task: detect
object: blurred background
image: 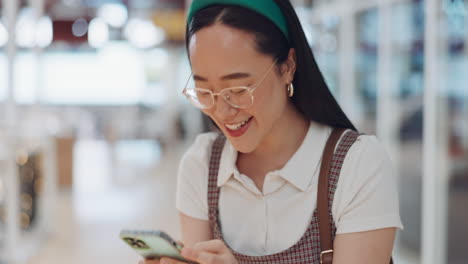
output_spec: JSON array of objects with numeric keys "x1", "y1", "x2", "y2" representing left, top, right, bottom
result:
[{"x1": 0, "y1": 0, "x2": 466, "y2": 263}]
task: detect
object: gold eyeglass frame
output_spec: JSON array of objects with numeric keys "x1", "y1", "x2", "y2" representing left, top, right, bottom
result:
[{"x1": 182, "y1": 58, "x2": 279, "y2": 109}]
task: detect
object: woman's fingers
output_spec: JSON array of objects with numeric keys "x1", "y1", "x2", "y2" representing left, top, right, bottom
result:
[
  {"x1": 180, "y1": 240, "x2": 236, "y2": 264},
  {"x1": 159, "y1": 257, "x2": 189, "y2": 264},
  {"x1": 140, "y1": 259, "x2": 160, "y2": 264},
  {"x1": 177, "y1": 240, "x2": 185, "y2": 247},
  {"x1": 175, "y1": 240, "x2": 185, "y2": 251},
  {"x1": 139, "y1": 258, "x2": 185, "y2": 264},
  {"x1": 139, "y1": 240, "x2": 235, "y2": 264},
  {"x1": 190, "y1": 251, "x2": 223, "y2": 264},
  {"x1": 190, "y1": 239, "x2": 226, "y2": 254}
]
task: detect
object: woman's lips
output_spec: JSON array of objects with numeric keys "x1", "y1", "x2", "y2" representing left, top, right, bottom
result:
[{"x1": 224, "y1": 117, "x2": 253, "y2": 138}]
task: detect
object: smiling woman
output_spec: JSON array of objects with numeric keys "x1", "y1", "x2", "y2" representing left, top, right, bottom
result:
[{"x1": 140, "y1": 1, "x2": 402, "y2": 264}]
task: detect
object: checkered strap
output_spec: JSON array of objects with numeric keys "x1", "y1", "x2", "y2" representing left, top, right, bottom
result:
[
  {"x1": 318, "y1": 129, "x2": 359, "y2": 263},
  {"x1": 207, "y1": 134, "x2": 226, "y2": 239}
]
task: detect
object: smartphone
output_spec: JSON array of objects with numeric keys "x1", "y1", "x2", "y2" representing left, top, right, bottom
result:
[{"x1": 120, "y1": 229, "x2": 195, "y2": 263}]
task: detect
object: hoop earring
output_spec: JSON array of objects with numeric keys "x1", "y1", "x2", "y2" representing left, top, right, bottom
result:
[{"x1": 287, "y1": 83, "x2": 294, "y2": 97}]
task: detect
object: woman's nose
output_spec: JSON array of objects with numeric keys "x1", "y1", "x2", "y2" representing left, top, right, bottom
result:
[{"x1": 213, "y1": 96, "x2": 238, "y2": 119}]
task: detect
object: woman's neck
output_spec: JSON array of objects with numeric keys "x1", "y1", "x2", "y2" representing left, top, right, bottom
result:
[
  {"x1": 251, "y1": 106, "x2": 308, "y2": 161},
  {"x1": 237, "y1": 104, "x2": 309, "y2": 185}
]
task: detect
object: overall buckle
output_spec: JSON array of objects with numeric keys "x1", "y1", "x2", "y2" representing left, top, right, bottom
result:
[{"x1": 320, "y1": 249, "x2": 334, "y2": 264}]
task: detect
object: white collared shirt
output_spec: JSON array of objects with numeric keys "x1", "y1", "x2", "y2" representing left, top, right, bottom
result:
[{"x1": 176, "y1": 121, "x2": 403, "y2": 256}]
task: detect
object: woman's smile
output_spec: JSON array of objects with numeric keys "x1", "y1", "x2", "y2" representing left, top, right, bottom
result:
[{"x1": 224, "y1": 116, "x2": 254, "y2": 137}]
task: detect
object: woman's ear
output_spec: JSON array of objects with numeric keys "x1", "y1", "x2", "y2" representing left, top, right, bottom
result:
[{"x1": 282, "y1": 48, "x2": 297, "y2": 83}]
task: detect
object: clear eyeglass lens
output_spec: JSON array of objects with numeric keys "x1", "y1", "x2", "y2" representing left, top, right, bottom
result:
[
  {"x1": 221, "y1": 87, "x2": 252, "y2": 108},
  {"x1": 185, "y1": 88, "x2": 213, "y2": 109},
  {"x1": 194, "y1": 89, "x2": 214, "y2": 107},
  {"x1": 185, "y1": 87, "x2": 253, "y2": 109}
]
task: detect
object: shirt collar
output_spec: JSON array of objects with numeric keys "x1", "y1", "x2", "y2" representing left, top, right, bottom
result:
[
  {"x1": 217, "y1": 141, "x2": 238, "y2": 187},
  {"x1": 278, "y1": 121, "x2": 332, "y2": 191},
  {"x1": 216, "y1": 121, "x2": 332, "y2": 191}
]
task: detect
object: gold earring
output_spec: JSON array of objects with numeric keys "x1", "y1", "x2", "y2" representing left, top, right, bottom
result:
[{"x1": 287, "y1": 83, "x2": 294, "y2": 97}]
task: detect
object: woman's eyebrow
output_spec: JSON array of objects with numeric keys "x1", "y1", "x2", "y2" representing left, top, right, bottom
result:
[
  {"x1": 193, "y1": 72, "x2": 251, "y2": 81},
  {"x1": 221, "y1": 72, "x2": 251, "y2": 80}
]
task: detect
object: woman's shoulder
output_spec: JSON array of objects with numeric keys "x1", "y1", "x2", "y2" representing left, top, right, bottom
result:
[
  {"x1": 176, "y1": 132, "x2": 221, "y2": 221},
  {"x1": 348, "y1": 133, "x2": 391, "y2": 166},
  {"x1": 333, "y1": 131, "x2": 396, "y2": 202},
  {"x1": 335, "y1": 131, "x2": 397, "y2": 205},
  {"x1": 182, "y1": 132, "x2": 221, "y2": 160},
  {"x1": 333, "y1": 132, "x2": 403, "y2": 233},
  {"x1": 179, "y1": 132, "x2": 222, "y2": 174},
  {"x1": 340, "y1": 132, "x2": 393, "y2": 181}
]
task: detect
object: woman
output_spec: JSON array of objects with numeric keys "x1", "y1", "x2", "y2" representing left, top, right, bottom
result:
[{"x1": 142, "y1": 0, "x2": 402, "y2": 263}]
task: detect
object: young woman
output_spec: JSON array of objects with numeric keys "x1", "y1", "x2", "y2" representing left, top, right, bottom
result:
[{"x1": 141, "y1": 0, "x2": 402, "y2": 263}]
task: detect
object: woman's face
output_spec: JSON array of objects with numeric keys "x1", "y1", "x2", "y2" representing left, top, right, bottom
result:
[{"x1": 188, "y1": 23, "x2": 295, "y2": 153}]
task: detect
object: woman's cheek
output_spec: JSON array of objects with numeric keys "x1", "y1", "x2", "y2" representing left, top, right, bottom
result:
[{"x1": 202, "y1": 109, "x2": 215, "y2": 121}]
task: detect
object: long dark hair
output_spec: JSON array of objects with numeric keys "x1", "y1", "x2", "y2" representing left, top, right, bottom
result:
[{"x1": 186, "y1": 0, "x2": 357, "y2": 131}]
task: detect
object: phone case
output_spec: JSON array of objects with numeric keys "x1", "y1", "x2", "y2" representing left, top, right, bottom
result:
[{"x1": 120, "y1": 230, "x2": 194, "y2": 263}]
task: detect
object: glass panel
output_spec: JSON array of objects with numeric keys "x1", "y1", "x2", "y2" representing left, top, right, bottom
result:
[
  {"x1": 356, "y1": 7, "x2": 378, "y2": 133},
  {"x1": 0, "y1": 5, "x2": 10, "y2": 254},
  {"x1": 0, "y1": 54, "x2": 7, "y2": 101},
  {"x1": 307, "y1": 12, "x2": 340, "y2": 95},
  {"x1": 441, "y1": 0, "x2": 468, "y2": 262},
  {"x1": 0, "y1": 153, "x2": 5, "y2": 255},
  {"x1": 393, "y1": 0, "x2": 424, "y2": 262},
  {"x1": 0, "y1": 4, "x2": 12, "y2": 259},
  {"x1": 0, "y1": 9, "x2": 6, "y2": 101}
]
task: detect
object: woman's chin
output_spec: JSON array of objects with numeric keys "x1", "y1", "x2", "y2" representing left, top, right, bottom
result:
[
  {"x1": 228, "y1": 138, "x2": 258, "y2": 154},
  {"x1": 235, "y1": 146, "x2": 255, "y2": 154},
  {"x1": 220, "y1": 122, "x2": 259, "y2": 153}
]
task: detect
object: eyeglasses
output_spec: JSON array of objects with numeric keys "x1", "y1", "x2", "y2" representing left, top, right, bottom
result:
[{"x1": 182, "y1": 58, "x2": 278, "y2": 109}]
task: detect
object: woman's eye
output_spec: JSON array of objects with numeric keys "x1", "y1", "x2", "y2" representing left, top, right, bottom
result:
[
  {"x1": 196, "y1": 91, "x2": 211, "y2": 97},
  {"x1": 233, "y1": 89, "x2": 246, "y2": 94}
]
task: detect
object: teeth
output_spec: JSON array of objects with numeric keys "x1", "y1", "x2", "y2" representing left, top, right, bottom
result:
[{"x1": 225, "y1": 117, "x2": 251, "y2": 130}]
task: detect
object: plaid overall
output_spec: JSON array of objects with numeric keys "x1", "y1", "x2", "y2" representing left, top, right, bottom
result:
[{"x1": 207, "y1": 130, "x2": 359, "y2": 263}]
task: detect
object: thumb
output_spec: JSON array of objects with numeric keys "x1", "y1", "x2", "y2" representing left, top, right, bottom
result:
[{"x1": 176, "y1": 240, "x2": 185, "y2": 250}]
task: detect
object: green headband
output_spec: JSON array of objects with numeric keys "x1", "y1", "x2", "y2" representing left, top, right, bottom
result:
[{"x1": 187, "y1": 0, "x2": 290, "y2": 41}]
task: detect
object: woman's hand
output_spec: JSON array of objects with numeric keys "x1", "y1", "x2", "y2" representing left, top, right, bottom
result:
[
  {"x1": 139, "y1": 239, "x2": 238, "y2": 264},
  {"x1": 138, "y1": 259, "x2": 160, "y2": 264},
  {"x1": 178, "y1": 239, "x2": 238, "y2": 264}
]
